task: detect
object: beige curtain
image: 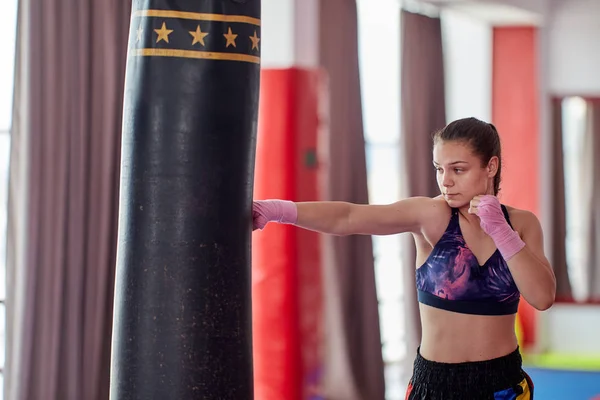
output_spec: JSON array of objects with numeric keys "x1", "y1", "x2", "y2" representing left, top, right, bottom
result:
[
  {"x1": 5, "y1": 0, "x2": 131, "y2": 398},
  {"x1": 549, "y1": 98, "x2": 572, "y2": 300},
  {"x1": 318, "y1": 1, "x2": 386, "y2": 399},
  {"x1": 398, "y1": 8, "x2": 447, "y2": 385},
  {"x1": 585, "y1": 100, "x2": 600, "y2": 300}
]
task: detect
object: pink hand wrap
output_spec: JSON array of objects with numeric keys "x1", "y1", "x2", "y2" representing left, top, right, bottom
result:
[
  {"x1": 477, "y1": 195, "x2": 526, "y2": 261},
  {"x1": 252, "y1": 200, "x2": 298, "y2": 230}
]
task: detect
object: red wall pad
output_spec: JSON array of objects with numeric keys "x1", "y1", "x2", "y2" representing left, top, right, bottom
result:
[
  {"x1": 253, "y1": 68, "x2": 326, "y2": 400},
  {"x1": 492, "y1": 27, "x2": 540, "y2": 350}
]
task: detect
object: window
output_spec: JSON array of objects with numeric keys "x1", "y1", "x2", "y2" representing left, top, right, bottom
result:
[
  {"x1": 357, "y1": 1, "x2": 405, "y2": 399},
  {"x1": 0, "y1": 0, "x2": 19, "y2": 394}
]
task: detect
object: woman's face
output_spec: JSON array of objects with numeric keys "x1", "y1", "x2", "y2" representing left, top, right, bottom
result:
[{"x1": 432, "y1": 140, "x2": 497, "y2": 208}]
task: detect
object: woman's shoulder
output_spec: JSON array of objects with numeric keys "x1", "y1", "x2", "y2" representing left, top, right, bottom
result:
[
  {"x1": 410, "y1": 195, "x2": 453, "y2": 225},
  {"x1": 389, "y1": 195, "x2": 451, "y2": 227},
  {"x1": 502, "y1": 204, "x2": 541, "y2": 234},
  {"x1": 406, "y1": 195, "x2": 451, "y2": 212},
  {"x1": 431, "y1": 195, "x2": 452, "y2": 210}
]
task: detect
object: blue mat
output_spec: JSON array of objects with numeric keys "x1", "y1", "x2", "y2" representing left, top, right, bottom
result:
[{"x1": 525, "y1": 367, "x2": 600, "y2": 399}]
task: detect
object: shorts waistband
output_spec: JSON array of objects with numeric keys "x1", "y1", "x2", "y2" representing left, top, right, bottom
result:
[{"x1": 411, "y1": 346, "x2": 525, "y2": 395}]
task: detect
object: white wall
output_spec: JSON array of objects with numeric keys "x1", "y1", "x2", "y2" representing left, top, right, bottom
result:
[
  {"x1": 441, "y1": 9, "x2": 492, "y2": 123},
  {"x1": 261, "y1": 0, "x2": 319, "y2": 68},
  {"x1": 546, "y1": 0, "x2": 600, "y2": 96},
  {"x1": 540, "y1": 304, "x2": 600, "y2": 355},
  {"x1": 261, "y1": 0, "x2": 294, "y2": 67}
]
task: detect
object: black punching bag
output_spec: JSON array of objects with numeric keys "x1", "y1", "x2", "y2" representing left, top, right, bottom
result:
[{"x1": 111, "y1": 1, "x2": 260, "y2": 399}]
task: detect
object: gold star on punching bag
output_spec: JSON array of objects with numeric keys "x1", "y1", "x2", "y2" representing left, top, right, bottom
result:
[
  {"x1": 189, "y1": 25, "x2": 209, "y2": 46},
  {"x1": 223, "y1": 27, "x2": 238, "y2": 48},
  {"x1": 249, "y1": 30, "x2": 260, "y2": 51},
  {"x1": 154, "y1": 22, "x2": 173, "y2": 43},
  {"x1": 136, "y1": 26, "x2": 144, "y2": 43}
]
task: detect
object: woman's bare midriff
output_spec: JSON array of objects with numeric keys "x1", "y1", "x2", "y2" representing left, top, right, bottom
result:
[{"x1": 418, "y1": 303, "x2": 519, "y2": 363}]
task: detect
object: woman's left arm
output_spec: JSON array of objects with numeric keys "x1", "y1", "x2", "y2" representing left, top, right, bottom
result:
[
  {"x1": 471, "y1": 195, "x2": 557, "y2": 311},
  {"x1": 506, "y1": 211, "x2": 557, "y2": 311}
]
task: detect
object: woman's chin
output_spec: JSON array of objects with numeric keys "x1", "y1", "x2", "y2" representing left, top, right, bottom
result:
[{"x1": 444, "y1": 196, "x2": 468, "y2": 208}]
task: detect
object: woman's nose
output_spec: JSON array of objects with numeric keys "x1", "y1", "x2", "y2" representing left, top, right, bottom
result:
[{"x1": 442, "y1": 174, "x2": 453, "y2": 187}]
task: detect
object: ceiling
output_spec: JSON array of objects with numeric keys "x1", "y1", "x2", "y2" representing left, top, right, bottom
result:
[{"x1": 406, "y1": 0, "x2": 545, "y2": 25}]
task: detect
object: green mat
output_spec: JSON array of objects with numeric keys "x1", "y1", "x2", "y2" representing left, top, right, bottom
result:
[{"x1": 523, "y1": 352, "x2": 600, "y2": 372}]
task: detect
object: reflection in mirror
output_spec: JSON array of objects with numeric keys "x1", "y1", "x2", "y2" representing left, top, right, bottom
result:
[{"x1": 561, "y1": 96, "x2": 600, "y2": 302}]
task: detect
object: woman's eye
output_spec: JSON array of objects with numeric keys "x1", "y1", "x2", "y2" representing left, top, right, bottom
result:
[{"x1": 454, "y1": 168, "x2": 462, "y2": 173}]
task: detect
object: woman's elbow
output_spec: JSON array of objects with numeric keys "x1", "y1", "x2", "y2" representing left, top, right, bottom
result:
[
  {"x1": 531, "y1": 290, "x2": 556, "y2": 311},
  {"x1": 533, "y1": 299, "x2": 554, "y2": 311}
]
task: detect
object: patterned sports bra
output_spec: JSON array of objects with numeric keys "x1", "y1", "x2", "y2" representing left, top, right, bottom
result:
[{"x1": 415, "y1": 205, "x2": 520, "y2": 316}]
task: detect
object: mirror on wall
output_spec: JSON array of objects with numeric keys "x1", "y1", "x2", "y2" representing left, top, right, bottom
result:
[{"x1": 558, "y1": 96, "x2": 600, "y2": 303}]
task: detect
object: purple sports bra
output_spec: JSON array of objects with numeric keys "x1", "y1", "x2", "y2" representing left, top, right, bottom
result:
[{"x1": 415, "y1": 205, "x2": 520, "y2": 316}]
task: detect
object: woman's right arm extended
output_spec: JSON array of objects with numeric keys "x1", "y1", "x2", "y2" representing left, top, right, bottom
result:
[{"x1": 253, "y1": 197, "x2": 439, "y2": 236}]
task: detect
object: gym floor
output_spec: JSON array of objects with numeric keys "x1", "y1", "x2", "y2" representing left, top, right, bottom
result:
[{"x1": 525, "y1": 367, "x2": 600, "y2": 399}]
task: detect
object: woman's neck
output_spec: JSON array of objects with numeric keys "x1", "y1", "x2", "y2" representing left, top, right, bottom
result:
[{"x1": 457, "y1": 205, "x2": 480, "y2": 226}]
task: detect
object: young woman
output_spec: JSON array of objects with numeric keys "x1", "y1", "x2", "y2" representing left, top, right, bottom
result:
[{"x1": 252, "y1": 117, "x2": 556, "y2": 399}]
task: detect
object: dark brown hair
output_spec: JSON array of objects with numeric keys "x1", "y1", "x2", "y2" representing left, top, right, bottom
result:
[{"x1": 432, "y1": 117, "x2": 502, "y2": 195}]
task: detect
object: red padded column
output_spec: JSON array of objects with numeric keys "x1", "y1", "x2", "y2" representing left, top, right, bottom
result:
[
  {"x1": 492, "y1": 26, "x2": 539, "y2": 350},
  {"x1": 253, "y1": 68, "x2": 325, "y2": 400}
]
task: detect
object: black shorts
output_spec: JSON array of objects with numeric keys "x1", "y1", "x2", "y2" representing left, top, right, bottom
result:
[{"x1": 405, "y1": 347, "x2": 534, "y2": 399}]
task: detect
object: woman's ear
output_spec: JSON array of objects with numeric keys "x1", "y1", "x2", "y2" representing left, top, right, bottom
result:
[{"x1": 487, "y1": 156, "x2": 499, "y2": 178}]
